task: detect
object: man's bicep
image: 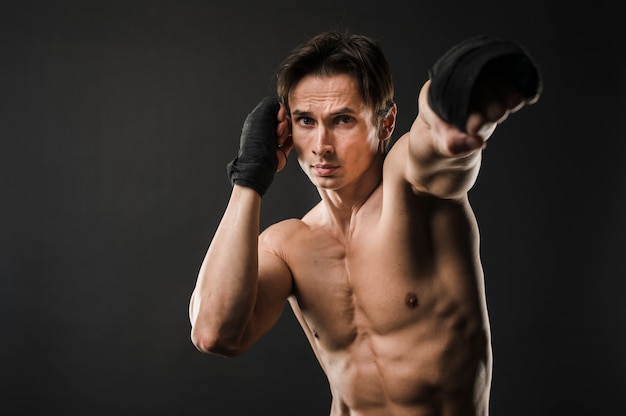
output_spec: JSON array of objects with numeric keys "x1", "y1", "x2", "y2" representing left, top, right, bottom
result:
[{"x1": 243, "y1": 241, "x2": 293, "y2": 343}]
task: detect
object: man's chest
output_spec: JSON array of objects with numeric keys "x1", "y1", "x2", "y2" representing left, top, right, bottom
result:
[{"x1": 285, "y1": 230, "x2": 443, "y2": 347}]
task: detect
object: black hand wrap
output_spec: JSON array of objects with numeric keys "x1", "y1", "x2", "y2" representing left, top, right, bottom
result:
[
  {"x1": 226, "y1": 97, "x2": 280, "y2": 196},
  {"x1": 428, "y1": 35, "x2": 543, "y2": 132}
]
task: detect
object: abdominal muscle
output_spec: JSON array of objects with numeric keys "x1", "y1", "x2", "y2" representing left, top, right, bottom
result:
[{"x1": 324, "y1": 318, "x2": 490, "y2": 415}]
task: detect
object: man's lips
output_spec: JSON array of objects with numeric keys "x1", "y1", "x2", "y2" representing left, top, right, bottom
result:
[{"x1": 313, "y1": 163, "x2": 339, "y2": 176}]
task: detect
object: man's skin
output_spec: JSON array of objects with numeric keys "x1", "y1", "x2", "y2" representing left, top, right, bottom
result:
[{"x1": 189, "y1": 72, "x2": 532, "y2": 415}]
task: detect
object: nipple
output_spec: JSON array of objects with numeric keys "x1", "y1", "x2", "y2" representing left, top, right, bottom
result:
[{"x1": 405, "y1": 292, "x2": 419, "y2": 309}]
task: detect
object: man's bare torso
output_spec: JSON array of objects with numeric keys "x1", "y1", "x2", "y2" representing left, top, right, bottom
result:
[{"x1": 264, "y1": 181, "x2": 492, "y2": 415}]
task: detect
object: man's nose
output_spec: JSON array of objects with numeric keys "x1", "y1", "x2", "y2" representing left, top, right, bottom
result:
[{"x1": 312, "y1": 127, "x2": 333, "y2": 156}]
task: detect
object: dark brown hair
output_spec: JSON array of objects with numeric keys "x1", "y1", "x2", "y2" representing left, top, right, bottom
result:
[{"x1": 276, "y1": 31, "x2": 395, "y2": 124}]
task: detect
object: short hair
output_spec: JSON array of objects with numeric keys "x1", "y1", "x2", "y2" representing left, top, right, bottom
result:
[{"x1": 276, "y1": 31, "x2": 395, "y2": 124}]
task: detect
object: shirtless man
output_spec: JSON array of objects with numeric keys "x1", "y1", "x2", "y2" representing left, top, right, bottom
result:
[{"x1": 189, "y1": 31, "x2": 541, "y2": 415}]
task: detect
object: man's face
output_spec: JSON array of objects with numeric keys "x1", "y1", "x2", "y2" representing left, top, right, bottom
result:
[{"x1": 288, "y1": 73, "x2": 383, "y2": 192}]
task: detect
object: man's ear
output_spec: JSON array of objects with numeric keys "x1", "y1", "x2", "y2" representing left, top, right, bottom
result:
[{"x1": 379, "y1": 103, "x2": 397, "y2": 141}]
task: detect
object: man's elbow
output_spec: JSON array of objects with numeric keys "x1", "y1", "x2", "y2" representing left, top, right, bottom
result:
[
  {"x1": 416, "y1": 178, "x2": 472, "y2": 200},
  {"x1": 190, "y1": 326, "x2": 247, "y2": 358},
  {"x1": 422, "y1": 166, "x2": 480, "y2": 199}
]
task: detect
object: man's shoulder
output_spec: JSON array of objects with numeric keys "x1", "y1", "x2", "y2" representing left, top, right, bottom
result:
[
  {"x1": 266, "y1": 217, "x2": 308, "y2": 233},
  {"x1": 260, "y1": 216, "x2": 315, "y2": 246},
  {"x1": 260, "y1": 203, "x2": 330, "y2": 250}
]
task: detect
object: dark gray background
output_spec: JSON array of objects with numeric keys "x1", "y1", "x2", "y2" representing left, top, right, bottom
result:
[{"x1": 1, "y1": 0, "x2": 624, "y2": 415}]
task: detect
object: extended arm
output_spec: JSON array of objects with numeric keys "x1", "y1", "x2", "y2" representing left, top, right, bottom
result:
[{"x1": 393, "y1": 36, "x2": 542, "y2": 199}]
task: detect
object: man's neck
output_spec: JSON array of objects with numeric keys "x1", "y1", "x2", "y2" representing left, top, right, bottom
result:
[{"x1": 317, "y1": 169, "x2": 383, "y2": 238}]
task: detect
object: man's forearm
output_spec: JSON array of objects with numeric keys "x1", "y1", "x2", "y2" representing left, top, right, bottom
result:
[
  {"x1": 190, "y1": 185, "x2": 262, "y2": 355},
  {"x1": 406, "y1": 99, "x2": 484, "y2": 199}
]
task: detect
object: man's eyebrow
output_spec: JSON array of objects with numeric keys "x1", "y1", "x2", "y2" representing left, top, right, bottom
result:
[
  {"x1": 291, "y1": 107, "x2": 357, "y2": 117},
  {"x1": 330, "y1": 107, "x2": 357, "y2": 116},
  {"x1": 291, "y1": 109, "x2": 310, "y2": 117}
]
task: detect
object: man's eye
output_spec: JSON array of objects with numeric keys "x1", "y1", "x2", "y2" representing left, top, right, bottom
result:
[
  {"x1": 336, "y1": 116, "x2": 354, "y2": 124},
  {"x1": 297, "y1": 117, "x2": 313, "y2": 125}
]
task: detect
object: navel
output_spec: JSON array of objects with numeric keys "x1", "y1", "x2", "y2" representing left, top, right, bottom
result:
[{"x1": 405, "y1": 292, "x2": 419, "y2": 309}]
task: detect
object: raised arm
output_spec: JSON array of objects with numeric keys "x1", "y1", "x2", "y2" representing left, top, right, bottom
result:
[
  {"x1": 189, "y1": 98, "x2": 293, "y2": 357},
  {"x1": 391, "y1": 35, "x2": 542, "y2": 199}
]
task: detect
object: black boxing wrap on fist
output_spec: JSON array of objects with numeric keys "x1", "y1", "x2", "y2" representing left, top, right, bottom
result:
[
  {"x1": 428, "y1": 35, "x2": 543, "y2": 132},
  {"x1": 226, "y1": 97, "x2": 281, "y2": 196}
]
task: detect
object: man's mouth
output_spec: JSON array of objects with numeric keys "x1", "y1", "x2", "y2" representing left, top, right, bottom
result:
[{"x1": 313, "y1": 163, "x2": 339, "y2": 176}]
